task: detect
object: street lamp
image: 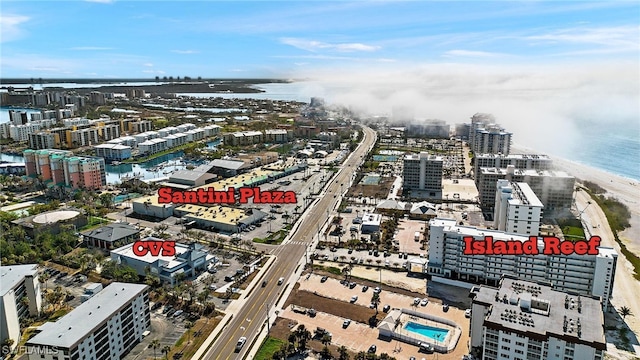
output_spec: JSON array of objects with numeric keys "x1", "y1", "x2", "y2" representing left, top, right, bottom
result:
[{"x1": 265, "y1": 303, "x2": 271, "y2": 333}]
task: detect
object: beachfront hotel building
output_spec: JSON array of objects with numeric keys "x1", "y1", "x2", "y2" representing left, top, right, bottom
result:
[
  {"x1": 469, "y1": 275, "x2": 605, "y2": 360},
  {"x1": 110, "y1": 238, "x2": 215, "y2": 284},
  {"x1": 468, "y1": 113, "x2": 512, "y2": 155},
  {"x1": 1, "y1": 265, "x2": 42, "y2": 354},
  {"x1": 473, "y1": 153, "x2": 553, "y2": 179},
  {"x1": 477, "y1": 166, "x2": 575, "y2": 212},
  {"x1": 402, "y1": 152, "x2": 443, "y2": 200},
  {"x1": 23, "y1": 149, "x2": 106, "y2": 190},
  {"x1": 428, "y1": 218, "x2": 618, "y2": 310},
  {"x1": 494, "y1": 180, "x2": 543, "y2": 236},
  {"x1": 25, "y1": 283, "x2": 149, "y2": 360}
]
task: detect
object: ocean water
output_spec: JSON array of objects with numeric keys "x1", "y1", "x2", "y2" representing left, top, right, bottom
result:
[{"x1": 557, "y1": 121, "x2": 640, "y2": 181}]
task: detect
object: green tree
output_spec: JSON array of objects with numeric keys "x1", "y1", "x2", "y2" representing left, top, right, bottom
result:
[
  {"x1": 338, "y1": 345, "x2": 350, "y2": 360},
  {"x1": 162, "y1": 345, "x2": 171, "y2": 359},
  {"x1": 620, "y1": 306, "x2": 633, "y2": 319},
  {"x1": 150, "y1": 339, "x2": 160, "y2": 359},
  {"x1": 371, "y1": 292, "x2": 380, "y2": 314}
]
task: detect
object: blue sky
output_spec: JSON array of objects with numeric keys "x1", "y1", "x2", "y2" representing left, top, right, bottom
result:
[{"x1": 1, "y1": 1, "x2": 638, "y2": 78}]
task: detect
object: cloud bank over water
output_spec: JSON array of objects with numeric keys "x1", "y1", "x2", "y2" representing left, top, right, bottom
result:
[{"x1": 292, "y1": 61, "x2": 639, "y2": 157}]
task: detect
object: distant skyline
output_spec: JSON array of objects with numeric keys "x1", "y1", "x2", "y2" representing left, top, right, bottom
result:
[{"x1": 1, "y1": 1, "x2": 638, "y2": 79}]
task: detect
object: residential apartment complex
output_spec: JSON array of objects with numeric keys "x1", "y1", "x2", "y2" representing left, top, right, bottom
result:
[
  {"x1": 473, "y1": 154, "x2": 553, "y2": 179},
  {"x1": 468, "y1": 113, "x2": 512, "y2": 155},
  {"x1": 402, "y1": 152, "x2": 443, "y2": 200},
  {"x1": 469, "y1": 276, "x2": 605, "y2": 360},
  {"x1": 1, "y1": 265, "x2": 42, "y2": 354},
  {"x1": 478, "y1": 166, "x2": 575, "y2": 211},
  {"x1": 494, "y1": 181, "x2": 543, "y2": 236},
  {"x1": 24, "y1": 149, "x2": 106, "y2": 190},
  {"x1": 25, "y1": 283, "x2": 149, "y2": 360},
  {"x1": 428, "y1": 218, "x2": 617, "y2": 310}
]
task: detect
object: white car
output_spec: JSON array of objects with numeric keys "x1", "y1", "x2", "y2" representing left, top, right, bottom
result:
[
  {"x1": 413, "y1": 297, "x2": 421, "y2": 305},
  {"x1": 350, "y1": 295, "x2": 358, "y2": 303},
  {"x1": 465, "y1": 309, "x2": 472, "y2": 318},
  {"x1": 420, "y1": 298, "x2": 429, "y2": 306},
  {"x1": 235, "y1": 337, "x2": 247, "y2": 352}
]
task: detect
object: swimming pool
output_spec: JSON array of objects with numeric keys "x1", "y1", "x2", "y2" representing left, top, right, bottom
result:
[{"x1": 404, "y1": 322, "x2": 449, "y2": 342}]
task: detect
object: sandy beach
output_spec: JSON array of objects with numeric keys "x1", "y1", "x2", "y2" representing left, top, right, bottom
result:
[{"x1": 512, "y1": 144, "x2": 640, "y2": 256}]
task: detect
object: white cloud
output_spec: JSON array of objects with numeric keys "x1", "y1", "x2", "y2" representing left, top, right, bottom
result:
[
  {"x1": 527, "y1": 25, "x2": 639, "y2": 46},
  {"x1": 142, "y1": 69, "x2": 165, "y2": 74},
  {"x1": 0, "y1": 14, "x2": 30, "y2": 42},
  {"x1": 171, "y1": 50, "x2": 199, "y2": 54},
  {"x1": 70, "y1": 46, "x2": 114, "y2": 51},
  {"x1": 443, "y1": 50, "x2": 511, "y2": 58},
  {"x1": 143, "y1": 63, "x2": 154, "y2": 67},
  {"x1": 280, "y1": 38, "x2": 380, "y2": 52}
]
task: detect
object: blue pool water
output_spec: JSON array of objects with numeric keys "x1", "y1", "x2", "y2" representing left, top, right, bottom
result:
[{"x1": 404, "y1": 322, "x2": 449, "y2": 341}]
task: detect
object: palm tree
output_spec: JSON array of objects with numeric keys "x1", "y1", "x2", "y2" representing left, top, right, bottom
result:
[
  {"x1": 150, "y1": 339, "x2": 160, "y2": 359},
  {"x1": 371, "y1": 292, "x2": 380, "y2": 314},
  {"x1": 295, "y1": 324, "x2": 311, "y2": 352},
  {"x1": 620, "y1": 306, "x2": 633, "y2": 319},
  {"x1": 338, "y1": 345, "x2": 350, "y2": 360},
  {"x1": 161, "y1": 345, "x2": 171, "y2": 359},
  {"x1": 184, "y1": 321, "x2": 194, "y2": 344}
]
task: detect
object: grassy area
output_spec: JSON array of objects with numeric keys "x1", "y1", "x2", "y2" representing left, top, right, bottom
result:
[
  {"x1": 585, "y1": 190, "x2": 640, "y2": 281},
  {"x1": 78, "y1": 216, "x2": 110, "y2": 231},
  {"x1": 252, "y1": 229, "x2": 288, "y2": 245},
  {"x1": 254, "y1": 336, "x2": 286, "y2": 360},
  {"x1": 168, "y1": 317, "x2": 221, "y2": 359},
  {"x1": 561, "y1": 226, "x2": 586, "y2": 240}
]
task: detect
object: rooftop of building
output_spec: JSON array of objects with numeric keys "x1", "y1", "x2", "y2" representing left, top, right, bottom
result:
[
  {"x1": 26, "y1": 283, "x2": 148, "y2": 349},
  {"x1": 80, "y1": 222, "x2": 140, "y2": 243},
  {"x1": 93, "y1": 143, "x2": 132, "y2": 150},
  {"x1": 168, "y1": 170, "x2": 216, "y2": 183},
  {"x1": 361, "y1": 213, "x2": 382, "y2": 225},
  {"x1": 507, "y1": 182, "x2": 544, "y2": 208},
  {"x1": 471, "y1": 275, "x2": 605, "y2": 347},
  {"x1": 210, "y1": 159, "x2": 245, "y2": 171},
  {"x1": 177, "y1": 204, "x2": 250, "y2": 225},
  {"x1": 404, "y1": 152, "x2": 443, "y2": 161},
  {"x1": 111, "y1": 237, "x2": 210, "y2": 268},
  {"x1": 230, "y1": 130, "x2": 263, "y2": 137},
  {"x1": 475, "y1": 153, "x2": 552, "y2": 160},
  {"x1": 480, "y1": 167, "x2": 573, "y2": 178},
  {"x1": 0, "y1": 264, "x2": 39, "y2": 297}
]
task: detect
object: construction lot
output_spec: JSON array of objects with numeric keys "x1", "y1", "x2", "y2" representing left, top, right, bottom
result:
[{"x1": 276, "y1": 272, "x2": 472, "y2": 359}]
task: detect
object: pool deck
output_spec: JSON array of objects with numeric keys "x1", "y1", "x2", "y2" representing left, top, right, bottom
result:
[{"x1": 378, "y1": 309, "x2": 462, "y2": 353}]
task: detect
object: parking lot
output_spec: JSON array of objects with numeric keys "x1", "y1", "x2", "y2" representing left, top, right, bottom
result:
[{"x1": 123, "y1": 306, "x2": 187, "y2": 360}]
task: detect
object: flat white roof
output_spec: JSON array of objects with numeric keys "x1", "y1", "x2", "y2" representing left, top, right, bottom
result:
[
  {"x1": 26, "y1": 283, "x2": 148, "y2": 349},
  {"x1": 1, "y1": 264, "x2": 38, "y2": 297},
  {"x1": 111, "y1": 240, "x2": 198, "y2": 269}
]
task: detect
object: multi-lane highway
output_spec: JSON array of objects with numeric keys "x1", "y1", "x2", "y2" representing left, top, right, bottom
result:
[{"x1": 201, "y1": 126, "x2": 377, "y2": 359}]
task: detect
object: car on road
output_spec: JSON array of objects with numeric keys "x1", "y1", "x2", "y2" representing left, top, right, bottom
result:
[
  {"x1": 362, "y1": 285, "x2": 369, "y2": 292},
  {"x1": 350, "y1": 295, "x2": 358, "y2": 303},
  {"x1": 368, "y1": 345, "x2": 377, "y2": 353},
  {"x1": 465, "y1": 309, "x2": 472, "y2": 318},
  {"x1": 342, "y1": 319, "x2": 351, "y2": 328},
  {"x1": 421, "y1": 298, "x2": 429, "y2": 306},
  {"x1": 321, "y1": 276, "x2": 328, "y2": 283},
  {"x1": 442, "y1": 303, "x2": 449, "y2": 312},
  {"x1": 261, "y1": 281, "x2": 267, "y2": 287},
  {"x1": 414, "y1": 297, "x2": 421, "y2": 305},
  {"x1": 277, "y1": 277, "x2": 285, "y2": 285},
  {"x1": 235, "y1": 337, "x2": 247, "y2": 352}
]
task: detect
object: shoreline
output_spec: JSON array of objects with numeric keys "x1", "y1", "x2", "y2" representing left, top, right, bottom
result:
[{"x1": 511, "y1": 144, "x2": 640, "y2": 257}]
